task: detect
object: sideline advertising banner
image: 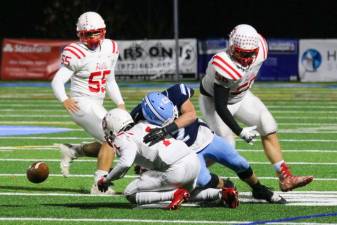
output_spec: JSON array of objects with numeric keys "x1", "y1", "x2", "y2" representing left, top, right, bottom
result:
[
  {"x1": 1, "y1": 39, "x2": 71, "y2": 80},
  {"x1": 116, "y1": 39, "x2": 197, "y2": 76},
  {"x1": 299, "y1": 39, "x2": 337, "y2": 82}
]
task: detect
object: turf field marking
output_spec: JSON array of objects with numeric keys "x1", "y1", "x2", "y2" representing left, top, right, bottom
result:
[
  {"x1": 240, "y1": 212, "x2": 337, "y2": 225},
  {"x1": 2, "y1": 121, "x2": 337, "y2": 126},
  {"x1": 0, "y1": 218, "x2": 332, "y2": 225},
  {"x1": 237, "y1": 149, "x2": 337, "y2": 153},
  {"x1": 1, "y1": 158, "x2": 337, "y2": 165},
  {"x1": 0, "y1": 217, "x2": 245, "y2": 224},
  {"x1": 3, "y1": 136, "x2": 337, "y2": 142},
  {"x1": 1, "y1": 146, "x2": 336, "y2": 153},
  {"x1": 0, "y1": 174, "x2": 336, "y2": 181},
  {"x1": 1, "y1": 191, "x2": 337, "y2": 207},
  {"x1": 0, "y1": 121, "x2": 75, "y2": 125},
  {"x1": 0, "y1": 114, "x2": 70, "y2": 117}
]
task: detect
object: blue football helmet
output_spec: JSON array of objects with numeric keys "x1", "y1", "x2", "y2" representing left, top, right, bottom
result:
[{"x1": 141, "y1": 92, "x2": 178, "y2": 126}]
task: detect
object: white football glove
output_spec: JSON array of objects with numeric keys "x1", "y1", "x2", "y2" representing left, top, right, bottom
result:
[{"x1": 239, "y1": 126, "x2": 260, "y2": 145}]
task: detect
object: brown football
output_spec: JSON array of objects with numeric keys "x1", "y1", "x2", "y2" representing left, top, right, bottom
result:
[{"x1": 26, "y1": 161, "x2": 49, "y2": 183}]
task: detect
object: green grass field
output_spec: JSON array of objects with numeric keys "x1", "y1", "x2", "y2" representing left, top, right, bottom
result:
[{"x1": 1, "y1": 81, "x2": 337, "y2": 225}]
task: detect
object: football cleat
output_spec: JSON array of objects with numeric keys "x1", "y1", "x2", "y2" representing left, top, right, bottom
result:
[
  {"x1": 221, "y1": 179, "x2": 239, "y2": 208},
  {"x1": 90, "y1": 184, "x2": 116, "y2": 195},
  {"x1": 279, "y1": 175, "x2": 314, "y2": 192},
  {"x1": 59, "y1": 144, "x2": 78, "y2": 177},
  {"x1": 252, "y1": 183, "x2": 286, "y2": 204},
  {"x1": 221, "y1": 187, "x2": 239, "y2": 208},
  {"x1": 167, "y1": 188, "x2": 190, "y2": 210}
]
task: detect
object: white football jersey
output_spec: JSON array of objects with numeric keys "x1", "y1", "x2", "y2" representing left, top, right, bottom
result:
[
  {"x1": 61, "y1": 39, "x2": 119, "y2": 99},
  {"x1": 113, "y1": 121, "x2": 193, "y2": 171},
  {"x1": 202, "y1": 34, "x2": 268, "y2": 104}
]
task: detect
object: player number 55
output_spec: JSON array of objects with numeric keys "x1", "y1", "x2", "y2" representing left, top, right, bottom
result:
[{"x1": 88, "y1": 70, "x2": 111, "y2": 93}]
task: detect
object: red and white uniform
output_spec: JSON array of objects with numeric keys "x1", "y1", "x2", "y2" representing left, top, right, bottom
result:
[
  {"x1": 202, "y1": 34, "x2": 268, "y2": 104},
  {"x1": 199, "y1": 35, "x2": 277, "y2": 143},
  {"x1": 51, "y1": 39, "x2": 124, "y2": 142},
  {"x1": 106, "y1": 121, "x2": 200, "y2": 195}
]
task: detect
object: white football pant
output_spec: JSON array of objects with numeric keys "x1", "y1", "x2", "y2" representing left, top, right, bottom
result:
[
  {"x1": 199, "y1": 90, "x2": 277, "y2": 146},
  {"x1": 124, "y1": 153, "x2": 200, "y2": 204},
  {"x1": 69, "y1": 97, "x2": 107, "y2": 142}
]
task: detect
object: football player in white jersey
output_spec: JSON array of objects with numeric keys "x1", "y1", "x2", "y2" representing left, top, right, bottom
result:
[
  {"x1": 199, "y1": 24, "x2": 313, "y2": 192},
  {"x1": 98, "y1": 108, "x2": 240, "y2": 209},
  {"x1": 51, "y1": 11, "x2": 125, "y2": 194}
]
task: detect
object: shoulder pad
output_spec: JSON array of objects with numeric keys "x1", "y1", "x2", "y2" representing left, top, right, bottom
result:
[
  {"x1": 61, "y1": 43, "x2": 86, "y2": 67},
  {"x1": 103, "y1": 39, "x2": 119, "y2": 55},
  {"x1": 173, "y1": 83, "x2": 194, "y2": 98},
  {"x1": 211, "y1": 52, "x2": 243, "y2": 81},
  {"x1": 111, "y1": 40, "x2": 119, "y2": 54}
]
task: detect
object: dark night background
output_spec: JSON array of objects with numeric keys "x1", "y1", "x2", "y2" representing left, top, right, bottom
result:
[{"x1": 1, "y1": 0, "x2": 336, "y2": 40}]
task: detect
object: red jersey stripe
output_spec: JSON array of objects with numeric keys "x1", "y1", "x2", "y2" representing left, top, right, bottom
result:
[
  {"x1": 111, "y1": 40, "x2": 117, "y2": 54},
  {"x1": 258, "y1": 34, "x2": 267, "y2": 60},
  {"x1": 212, "y1": 61, "x2": 237, "y2": 80},
  {"x1": 69, "y1": 44, "x2": 86, "y2": 57},
  {"x1": 213, "y1": 55, "x2": 242, "y2": 78},
  {"x1": 64, "y1": 48, "x2": 81, "y2": 59}
]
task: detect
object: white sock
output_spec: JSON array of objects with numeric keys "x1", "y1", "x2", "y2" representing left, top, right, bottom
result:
[
  {"x1": 190, "y1": 188, "x2": 221, "y2": 202},
  {"x1": 136, "y1": 190, "x2": 175, "y2": 204},
  {"x1": 94, "y1": 170, "x2": 108, "y2": 183},
  {"x1": 273, "y1": 160, "x2": 285, "y2": 173}
]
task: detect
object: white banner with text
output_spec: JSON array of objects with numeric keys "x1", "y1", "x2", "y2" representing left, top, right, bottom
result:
[{"x1": 116, "y1": 39, "x2": 197, "y2": 75}]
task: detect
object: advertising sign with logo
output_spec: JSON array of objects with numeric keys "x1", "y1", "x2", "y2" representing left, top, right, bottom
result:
[
  {"x1": 299, "y1": 39, "x2": 337, "y2": 82},
  {"x1": 115, "y1": 39, "x2": 197, "y2": 76},
  {"x1": 1, "y1": 39, "x2": 71, "y2": 80}
]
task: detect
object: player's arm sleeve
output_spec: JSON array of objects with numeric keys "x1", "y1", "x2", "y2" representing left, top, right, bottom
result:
[
  {"x1": 105, "y1": 141, "x2": 137, "y2": 182},
  {"x1": 51, "y1": 66, "x2": 73, "y2": 103},
  {"x1": 213, "y1": 83, "x2": 242, "y2": 136},
  {"x1": 106, "y1": 74, "x2": 125, "y2": 106}
]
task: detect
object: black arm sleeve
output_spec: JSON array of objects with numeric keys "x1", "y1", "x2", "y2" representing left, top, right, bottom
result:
[{"x1": 213, "y1": 83, "x2": 242, "y2": 136}]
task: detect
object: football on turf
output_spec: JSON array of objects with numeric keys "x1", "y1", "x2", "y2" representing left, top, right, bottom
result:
[{"x1": 26, "y1": 161, "x2": 49, "y2": 183}]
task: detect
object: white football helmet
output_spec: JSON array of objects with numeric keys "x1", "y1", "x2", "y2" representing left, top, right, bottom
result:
[
  {"x1": 76, "y1": 11, "x2": 106, "y2": 49},
  {"x1": 228, "y1": 24, "x2": 259, "y2": 67},
  {"x1": 102, "y1": 109, "x2": 134, "y2": 146}
]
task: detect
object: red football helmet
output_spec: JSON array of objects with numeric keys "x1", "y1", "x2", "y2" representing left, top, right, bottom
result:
[
  {"x1": 229, "y1": 24, "x2": 259, "y2": 68},
  {"x1": 76, "y1": 12, "x2": 106, "y2": 50}
]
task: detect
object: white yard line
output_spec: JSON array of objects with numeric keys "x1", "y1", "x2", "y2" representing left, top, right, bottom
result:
[
  {"x1": 3, "y1": 136, "x2": 337, "y2": 142},
  {"x1": 1, "y1": 191, "x2": 337, "y2": 208},
  {"x1": 0, "y1": 218, "x2": 332, "y2": 225},
  {"x1": 237, "y1": 149, "x2": 337, "y2": 153},
  {"x1": 0, "y1": 158, "x2": 337, "y2": 165},
  {"x1": 0, "y1": 217, "x2": 244, "y2": 224},
  {"x1": 1, "y1": 146, "x2": 337, "y2": 153},
  {"x1": 0, "y1": 174, "x2": 336, "y2": 181}
]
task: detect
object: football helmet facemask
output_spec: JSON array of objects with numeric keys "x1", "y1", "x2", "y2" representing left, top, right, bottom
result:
[
  {"x1": 76, "y1": 11, "x2": 106, "y2": 50},
  {"x1": 229, "y1": 24, "x2": 259, "y2": 68}
]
